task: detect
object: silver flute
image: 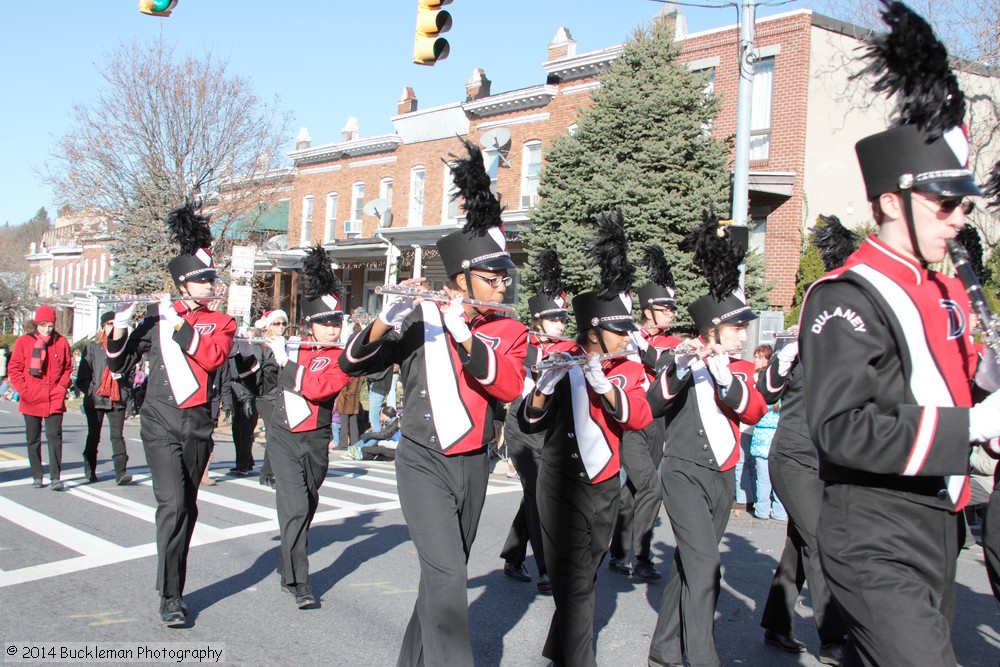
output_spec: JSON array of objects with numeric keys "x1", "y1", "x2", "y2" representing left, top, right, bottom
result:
[
  {"x1": 98, "y1": 295, "x2": 223, "y2": 304},
  {"x1": 531, "y1": 349, "x2": 635, "y2": 373},
  {"x1": 376, "y1": 284, "x2": 514, "y2": 313},
  {"x1": 235, "y1": 337, "x2": 341, "y2": 348},
  {"x1": 667, "y1": 342, "x2": 745, "y2": 356},
  {"x1": 527, "y1": 331, "x2": 578, "y2": 344}
]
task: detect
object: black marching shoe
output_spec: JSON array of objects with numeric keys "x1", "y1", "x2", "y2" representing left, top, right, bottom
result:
[
  {"x1": 282, "y1": 582, "x2": 317, "y2": 609},
  {"x1": 503, "y1": 561, "x2": 532, "y2": 582},
  {"x1": 116, "y1": 474, "x2": 133, "y2": 486},
  {"x1": 633, "y1": 559, "x2": 663, "y2": 581},
  {"x1": 819, "y1": 640, "x2": 847, "y2": 665},
  {"x1": 764, "y1": 629, "x2": 807, "y2": 654},
  {"x1": 608, "y1": 557, "x2": 633, "y2": 576},
  {"x1": 159, "y1": 597, "x2": 187, "y2": 627},
  {"x1": 536, "y1": 573, "x2": 552, "y2": 595}
]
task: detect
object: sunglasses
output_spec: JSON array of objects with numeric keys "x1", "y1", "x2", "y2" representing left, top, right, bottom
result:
[
  {"x1": 919, "y1": 196, "x2": 975, "y2": 216},
  {"x1": 470, "y1": 273, "x2": 514, "y2": 289},
  {"x1": 271, "y1": 321, "x2": 288, "y2": 326}
]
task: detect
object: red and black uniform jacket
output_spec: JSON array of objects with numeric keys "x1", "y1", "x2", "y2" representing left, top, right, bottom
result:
[
  {"x1": 637, "y1": 330, "x2": 683, "y2": 382},
  {"x1": 260, "y1": 342, "x2": 351, "y2": 433},
  {"x1": 107, "y1": 302, "x2": 235, "y2": 409},
  {"x1": 649, "y1": 349, "x2": 766, "y2": 472},
  {"x1": 800, "y1": 235, "x2": 979, "y2": 511},
  {"x1": 521, "y1": 338, "x2": 580, "y2": 399},
  {"x1": 339, "y1": 302, "x2": 528, "y2": 455},
  {"x1": 520, "y1": 356, "x2": 652, "y2": 485},
  {"x1": 8, "y1": 332, "x2": 73, "y2": 418}
]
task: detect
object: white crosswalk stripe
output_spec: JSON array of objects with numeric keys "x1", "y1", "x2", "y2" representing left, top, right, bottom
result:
[{"x1": 0, "y1": 460, "x2": 522, "y2": 589}]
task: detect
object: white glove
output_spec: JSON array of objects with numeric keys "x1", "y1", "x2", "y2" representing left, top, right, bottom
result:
[
  {"x1": 378, "y1": 291, "x2": 415, "y2": 327},
  {"x1": 159, "y1": 297, "x2": 183, "y2": 328},
  {"x1": 975, "y1": 348, "x2": 1000, "y2": 393},
  {"x1": 535, "y1": 366, "x2": 569, "y2": 395},
  {"x1": 674, "y1": 353, "x2": 695, "y2": 380},
  {"x1": 442, "y1": 297, "x2": 472, "y2": 344},
  {"x1": 112, "y1": 302, "x2": 136, "y2": 330},
  {"x1": 267, "y1": 338, "x2": 288, "y2": 367},
  {"x1": 583, "y1": 355, "x2": 613, "y2": 394},
  {"x1": 776, "y1": 341, "x2": 799, "y2": 377},
  {"x1": 970, "y1": 389, "x2": 1000, "y2": 442},
  {"x1": 629, "y1": 331, "x2": 649, "y2": 352},
  {"x1": 707, "y1": 354, "x2": 733, "y2": 389},
  {"x1": 237, "y1": 339, "x2": 255, "y2": 357}
]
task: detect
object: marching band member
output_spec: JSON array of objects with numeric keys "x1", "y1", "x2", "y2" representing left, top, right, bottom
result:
[
  {"x1": 522, "y1": 210, "x2": 652, "y2": 667},
  {"x1": 757, "y1": 217, "x2": 855, "y2": 664},
  {"x1": 255, "y1": 245, "x2": 352, "y2": 609},
  {"x1": 339, "y1": 139, "x2": 528, "y2": 667},
  {"x1": 253, "y1": 309, "x2": 289, "y2": 489},
  {"x1": 647, "y1": 211, "x2": 766, "y2": 667},
  {"x1": 499, "y1": 248, "x2": 575, "y2": 594},
  {"x1": 609, "y1": 245, "x2": 682, "y2": 580},
  {"x1": 107, "y1": 202, "x2": 236, "y2": 627},
  {"x1": 798, "y1": 5, "x2": 1000, "y2": 664}
]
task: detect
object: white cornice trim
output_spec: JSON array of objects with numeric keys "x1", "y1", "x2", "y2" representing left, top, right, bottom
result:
[
  {"x1": 463, "y1": 85, "x2": 559, "y2": 117},
  {"x1": 476, "y1": 113, "x2": 551, "y2": 132},
  {"x1": 288, "y1": 135, "x2": 402, "y2": 165},
  {"x1": 544, "y1": 45, "x2": 622, "y2": 81},
  {"x1": 299, "y1": 164, "x2": 344, "y2": 176},
  {"x1": 560, "y1": 81, "x2": 601, "y2": 95}
]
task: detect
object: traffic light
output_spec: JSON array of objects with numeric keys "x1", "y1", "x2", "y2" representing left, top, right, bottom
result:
[
  {"x1": 413, "y1": 0, "x2": 452, "y2": 66},
  {"x1": 138, "y1": 0, "x2": 177, "y2": 17}
]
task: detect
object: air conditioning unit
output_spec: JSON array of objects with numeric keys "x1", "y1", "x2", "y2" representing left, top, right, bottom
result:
[
  {"x1": 344, "y1": 219, "x2": 362, "y2": 237},
  {"x1": 520, "y1": 193, "x2": 538, "y2": 209}
]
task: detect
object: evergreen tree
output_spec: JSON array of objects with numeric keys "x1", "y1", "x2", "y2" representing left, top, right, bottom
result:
[{"x1": 522, "y1": 15, "x2": 767, "y2": 328}]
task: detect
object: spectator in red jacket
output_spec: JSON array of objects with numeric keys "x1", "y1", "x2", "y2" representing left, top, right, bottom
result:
[{"x1": 7, "y1": 305, "x2": 73, "y2": 490}]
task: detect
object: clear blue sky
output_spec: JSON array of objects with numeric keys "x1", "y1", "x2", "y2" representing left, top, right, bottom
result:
[{"x1": 0, "y1": 0, "x2": 818, "y2": 226}]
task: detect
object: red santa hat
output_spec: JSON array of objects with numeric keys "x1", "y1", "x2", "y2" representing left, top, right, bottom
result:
[{"x1": 254, "y1": 309, "x2": 289, "y2": 329}]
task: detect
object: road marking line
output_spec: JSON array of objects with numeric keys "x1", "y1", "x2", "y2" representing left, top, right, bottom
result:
[
  {"x1": 0, "y1": 494, "x2": 126, "y2": 558},
  {"x1": 0, "y1": 460, "x2": 28, "y2": 470},
  {"x1": 218, "y1": 476, "x2": 367, "y2": 510},
  {"x1": 135, "y1": 476, "x2": 278, "y2": 520}
]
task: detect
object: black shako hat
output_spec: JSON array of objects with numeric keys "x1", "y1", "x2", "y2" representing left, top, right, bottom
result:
[
  {"x1": 527, "y1": 248, "x2": 569, "y2": 320},
  {"x1": 100, "y1": 311, "x2": 115, "y2": 326},
  {"x1": 854, "y1": 1, "x2": 980, "y2": 201},
  {"x1": 165, "y1": 202, "x2": 218, "y2": 286},
  {"x1": 301, "y1": 245, "x2": 345, "y2": 324},
  {"x1": 637, "y1": 245, "x2": 677, "y2": 311},
  {"x1": 684, "y1": 209, "x2": 756, "y2": 331},
  {"x1": 572, "y1": 209, "x2": 637, "y2": 334},
  {"x1": 436, "y1": 139, "x2": 516, "y2": 278}
]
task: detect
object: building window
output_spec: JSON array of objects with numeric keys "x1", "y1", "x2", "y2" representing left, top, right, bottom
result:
[
  {"x1": 409, "y1": 166, "x2": 425, "y2": 227},
  {"x1": 483, "y1": 148, "x2": 499, "y2": 195},
  {"x1": 346, "y1": 182, "x2": 364, "y2": 236},
  {"x1": 99, "y1": 255, "x2": 107, "y2": 282},
  {"x1": 750, "y1": 216, "x2": 767, "y2": 254},
  {"x1": 749, "y1": 58, "x2": 775, "y2": 161},
  {"x1": 379, "y1": 177, "x2": 393, "y2": 228},
  {"x1": 442, "y1": 162, "x2": 459, "y2": 222},
  {"x1": 300, "y1": 195, "x2": 314, "y2": 246},
  {"x1": 520, "y1": 141, "x2": 542, "y2": 209},
  {"x1": 324, "y1": 193, "x2": 338, "y2": 243}
]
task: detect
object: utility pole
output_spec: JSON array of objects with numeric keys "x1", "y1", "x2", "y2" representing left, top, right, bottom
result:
[{"x1": 731, "y1": 0, "x2": 756, "y2": 287}]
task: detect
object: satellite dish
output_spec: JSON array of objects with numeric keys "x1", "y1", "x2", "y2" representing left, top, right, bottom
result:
[
  {"x1": 363, "y1": 198, "x2": 393, "y2": 227},
  {"x1": 480, "y1": 128, "x2": 512, "y2": 168}
]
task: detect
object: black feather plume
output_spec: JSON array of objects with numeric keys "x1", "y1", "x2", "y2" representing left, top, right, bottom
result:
[
  {"x1": 955, "y1": 224, "x2": 985, "y2": 282},
  {"x1": 681, "y1": 208, "x2": 743, "y2": 300},
  {"x1": 854, "y1": 0, "x2": 965, "y2": 137},
  {"x1": 303, "y1": 245, "x2": 343, "y2": 300},
  {"x1": 165, "y1": 201, "x2": 214, "y2": 255},
  {"x1": 535, "y1": 248, "x2": 564, "y2": 298},
  {"x1": 809, "y1": 214, "x2": 860, "y2": 272},
  {"x1": 984, "y1": 161, "x2": 1000, "y2": 210},
  {"x1": 446, "y1": 138, "x2": 504, "y2": 235},
  {"x1": 588, "y1": 208, "x2": 635, "y2": 298},
  {"x1": 642, "y1": 245, "x2": 675, "y2": 290}
]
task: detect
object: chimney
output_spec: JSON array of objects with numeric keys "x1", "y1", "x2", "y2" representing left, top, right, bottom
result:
[
  {"x1": 658, "y1": 3, "x2": 688, "y2": 40},
  {"x1": 294, "y1": 127, "x2": 312, "y2": 151},
  {"x1": 397, "y1": 87, "x2": 418, "y2": 115},
  {"x1": 341, "y1": 117, "x2": 360, "y2": 142},
  {"x1": 465, "y1": 68, "x2": 491, "y2": 101},
  {"x1": 547, "y1": 27, "x2": 576, "y2": 61}
]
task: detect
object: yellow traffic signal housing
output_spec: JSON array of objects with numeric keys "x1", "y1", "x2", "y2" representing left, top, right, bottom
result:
[
  {"x1": 413, "y1": 0, "x2": 453, "y2": 66},
  {"x1": 138, "y1": 0, "x2": 178, "y2": 17}
]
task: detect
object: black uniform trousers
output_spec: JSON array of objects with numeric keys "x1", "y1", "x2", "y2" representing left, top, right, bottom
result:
[
  {"x1": 759, "y1": 430, "x2": 846, "y2": 643},
  {"x1": 83, "y1": 399, "x2": 128, "y2": 478},
  {"x1": 984, "y1": 484, "x2": 1000, "y2": 603},
  {"x1": 610, "y1": 419, "x2": 664, "y2": 564},
  {"x1": 231, "y1": 403, "x2": 258, "y2": 471},
  {"x1": 140, "y1": 401, "x2": 214, "y2": 598},
  {"x1": 257, "y1": 398, "x2": 274, "y2": 485},
  {"x1": 499, "y1": 413, "x2": 546, "y2": 575},
  {"x1": 650, "y1": 456, "x2": 734, "y2": 667},
  {"x1": 25, "y1": 414, "x2": 63, "y2": 482},
  {"x1": 537, "y1": 461, "x2": 619, "y2": 667},
  {"x1": 395, "y1": 437, "x2": 489, "y2": 667},
  {"x1": 267, "y1": 422, "x2": 330, "y2": 586},
  {"x1": 818, "y1": 483, "x2": 962, "y2": 667}
]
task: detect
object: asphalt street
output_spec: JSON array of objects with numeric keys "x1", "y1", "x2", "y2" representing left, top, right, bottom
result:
[{"x1": 0, "y1": 398, "x2": 997, "y2": 666}]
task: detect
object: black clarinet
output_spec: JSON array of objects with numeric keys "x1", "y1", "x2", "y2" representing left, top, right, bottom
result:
[{"x1": 947, "y1": 239, "x2": 1000, "y2": 353}]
